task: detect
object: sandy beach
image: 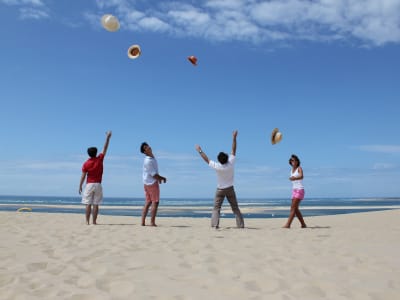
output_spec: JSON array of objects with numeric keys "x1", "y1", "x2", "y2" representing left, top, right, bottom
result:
[{"x1": 1, "y1": 209, "x2": 399, "y2": 300}]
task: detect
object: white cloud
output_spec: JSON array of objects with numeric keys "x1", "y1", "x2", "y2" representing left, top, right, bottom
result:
[
  {"x1": 1, "y1": 0, "x2": 44, "y2": 6},
  {"x1": 167, "y1": 6, "x2": 210, "y2": 28},
  {"x1": 250, "y1": 0, "x2": 400, "y2": 45},
  {"x1": 19, "y1": 7, "x2": 48, "y2": 19},
  {"x1": 94, "y1": 0, "x2": 400, "y2": 46},
  {"x1": 205, "y1": 0, "x2": 248, "y2": 10},
  {"x1": 358, "y1": 145, "x2": 400, "y2": 154},
  {"x1": 125, "y1": 10, "x2": 145, "y2": 22},
  {"x1": 373, "y1": 163, "x2": 396, "y2": 170},
  {"x1": 137, "y1": 16, "x2": 170, "y2": 31},
  {"x1": 4, "y1": 0, "x2": 399, "y2": 45},
  {"x1": 1, "y1": 0, "x2": 48, "y2": 20},
  {"x1": 0, "y1": 160, "x2": 80, "y2": 173}
]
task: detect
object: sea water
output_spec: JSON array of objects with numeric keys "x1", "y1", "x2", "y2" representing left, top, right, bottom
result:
[{"x1": 0, "y1": 195, "x2": 399, "y2": 219}]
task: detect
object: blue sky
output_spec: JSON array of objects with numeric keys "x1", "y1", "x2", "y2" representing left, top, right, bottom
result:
[{"x1": 1, "y1": 0, "x2": 399, "y2": 199}]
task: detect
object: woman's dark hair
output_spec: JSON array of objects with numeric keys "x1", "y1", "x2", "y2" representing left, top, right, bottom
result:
[
  {"x1": 289, "y1": 154, "x2": 301, "y2": 166},
  {"x1": 140, "y1": 142, "x2": 148, "y2": 154},
  {"x1": 87, "y1": 147, "x2": 98, "y2": 158},
  {"x1": 218, "y1": 152, "x2": 229, "y2": 164}
]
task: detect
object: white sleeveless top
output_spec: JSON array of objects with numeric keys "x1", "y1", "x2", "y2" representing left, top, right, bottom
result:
[{"x1": 291, "y1": 167, "x2": 304, "y2": 190}]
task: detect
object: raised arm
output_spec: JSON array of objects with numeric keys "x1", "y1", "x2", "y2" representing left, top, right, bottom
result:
[
  {"x1": 231, "y1": 130, "x2": 238, "y2": 156},
  {"x1": 102, "y1": 131, "x2": 112, "y2": 156},
  {"x1": 195, "y1": 144, "x2": 210, "y2": 164}
]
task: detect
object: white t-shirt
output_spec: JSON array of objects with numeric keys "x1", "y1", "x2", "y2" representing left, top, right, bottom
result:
[
  {"x1": 143, "y1": 156, "x2": 158, "y2": 185},
  {"x1": 209, "y1": 154, "x2": 235, "y2": 189}
]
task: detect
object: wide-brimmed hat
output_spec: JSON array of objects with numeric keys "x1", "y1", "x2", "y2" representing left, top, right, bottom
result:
[
  {"x1": 101, "y1": 14, "x2": 120, "y2": 32},
  {"x1": 127, "y1": 45, "x2": 141, "y2": 59},
  {"x1": 271, "y1": 128, "x2": 283, "y2": 145},
  {"x1": 188, "y1": 55, "x2": 197, "y2": 65}
]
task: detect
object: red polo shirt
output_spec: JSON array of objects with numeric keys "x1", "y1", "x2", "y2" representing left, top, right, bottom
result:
[{"x1": 82, "y1": 153, "x2": 105, "y2": 183}]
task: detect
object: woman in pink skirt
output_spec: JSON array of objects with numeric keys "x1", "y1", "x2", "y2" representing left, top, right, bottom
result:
[{"x1": 283, "y1": 154, "x2": 307, "y2": 228}]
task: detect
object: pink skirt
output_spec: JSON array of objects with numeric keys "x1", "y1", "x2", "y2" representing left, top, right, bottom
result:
[{"x1": 292, "y1": 189, "x2": 305, "y2": 200}]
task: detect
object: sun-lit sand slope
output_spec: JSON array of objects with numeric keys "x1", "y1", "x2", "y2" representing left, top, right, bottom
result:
[{"x1": 1, "y1": 209, "x2": 399, "y2": 300}]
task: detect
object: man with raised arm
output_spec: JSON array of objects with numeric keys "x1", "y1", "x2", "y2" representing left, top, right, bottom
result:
[
  {"x1": 195, "y1": 130, "x2": 244, "y2": 229},
  {"x1": 79, "y1": 131, "x2": 112, "y2": 225}
]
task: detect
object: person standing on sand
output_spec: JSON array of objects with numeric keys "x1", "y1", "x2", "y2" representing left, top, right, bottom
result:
[
  {"x1": 195, "y1": 130, "x2": 244, "y2": 229},
  {"x1": 283, "y1": 154, "x2": 307, "y2": 228},
  {"x1": 79, "y1": 131, "x2": 112, "y2": 225},
  {"x1": 140, "y1": 142, "x2": 167, "y2": 227}
]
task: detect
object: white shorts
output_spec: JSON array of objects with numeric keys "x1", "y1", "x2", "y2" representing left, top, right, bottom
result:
[{"x1": 82, "y1": 183, "x2": 103, "y2": 205}]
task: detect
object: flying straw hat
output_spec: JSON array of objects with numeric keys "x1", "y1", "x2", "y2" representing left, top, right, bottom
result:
[
  {"x1": 127, "y1": 45, "x2": 141, "y2": 59},
  {"x1": 101, "y1": 14, "x2": 120, "y2": 32},
  {"x1": 271, "y1": 128, "x2": 283, "y2": 145}
]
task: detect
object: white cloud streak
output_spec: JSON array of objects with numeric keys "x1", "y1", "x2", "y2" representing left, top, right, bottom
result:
[
  {"x1": 19, "y1": 7, "x2": 48, "y2": 19},
  {"x1": 1, "y1": 0, "x2": 44, "y2": 5},
  {"x1": 3, "y1": 0, "x2": 399, "y2": 45},
  {"x1": 1, "y1": 0, "x2": 48, "y2": 20},
  {"x1": 372, "y1": 163, "x2": 396, "y2": 170},
  {"x1": 358, "y1": 145, "x2": 400, "y2": 154},
  {"x1": 93, "y1": 0, "x2": 400, "y2": 46}
]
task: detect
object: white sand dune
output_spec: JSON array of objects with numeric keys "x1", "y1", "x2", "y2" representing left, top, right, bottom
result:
[{"x1": 1, "y1": 209, "x2": 399, "y2": 299}]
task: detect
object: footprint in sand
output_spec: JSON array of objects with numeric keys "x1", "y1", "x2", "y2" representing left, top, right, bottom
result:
[
  {"x1": 26, "y1": 262, "x2": 48, "y2": 272},
  {"x1": 245, "y1": 280, "x2": 261, "y2": 292}
]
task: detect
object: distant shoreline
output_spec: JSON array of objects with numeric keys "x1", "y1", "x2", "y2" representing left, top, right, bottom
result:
[
  {"x1": 1, "y1": 202, "x2": 399, "y2": 219},
  {"x1": 1, "y1": 195, "x2": 399, "y2": 218},
  {"x1": 2, "y1": 203, "x2": 400, "y2": 210}
]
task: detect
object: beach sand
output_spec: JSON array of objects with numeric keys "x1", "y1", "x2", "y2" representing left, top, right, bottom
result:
[{"x1": 1, "y1": 209, "x2": 399, "y2": 300}]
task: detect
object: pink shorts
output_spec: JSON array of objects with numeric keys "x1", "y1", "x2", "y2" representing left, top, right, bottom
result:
[
  {"x1": 292, "y1": 189, "x2": 305, "y2": 200},
  {"x1": 144, "y1": 182, "x2": 160, "y2": 203}
]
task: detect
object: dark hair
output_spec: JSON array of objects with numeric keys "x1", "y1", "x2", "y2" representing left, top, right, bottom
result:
[
  {"x1": 217, "y1": 152, "x2": 229, "y2": 164},
  {"x1": 140, "y1": 142, "x2": 148, "y2": 154},
  {"x1": 289, "y1": 154, "x2": 301, "y2": 166},
  {"x1": 87, "y1": 147, "x2": 98, "y2": 158}
]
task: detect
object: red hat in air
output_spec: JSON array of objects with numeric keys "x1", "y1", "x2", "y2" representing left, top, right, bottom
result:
[{"x1": 187, "y1": 56, "x2": 198, "y2": 66}]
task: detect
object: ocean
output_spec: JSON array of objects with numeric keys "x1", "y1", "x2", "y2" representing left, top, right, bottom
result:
[{"x1": 0, "y1": 195, "x2": 399, "y2": 219}]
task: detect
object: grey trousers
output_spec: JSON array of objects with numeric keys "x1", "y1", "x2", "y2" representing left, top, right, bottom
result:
[{"x1": 211, "y1": 186, "x2": 244, "y2": 228}]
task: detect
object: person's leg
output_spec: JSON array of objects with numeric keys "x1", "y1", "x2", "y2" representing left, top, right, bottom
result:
[
  {"x1": 226, "y1": 187, "x2": 244, "y2": 228},
  {"x1": 144, "y1": 182, "x2": 160, "y2": 226},
  {"x1": 294, "y1": 190, "x2": 306, "y2": 227},
  {"x1": 85, "y1": 205, "x2": 92, "y2": 225},
  {"x1": 283, "y1": 198, "x2": 301, "y2": 228},
  {"x1": 142, "y1": 184, "x2": 152, "y2": 226},
  {"x1": 91, "y1": 183, "x2": 103, "y2": 225},
  {"x1": 211, "y1": 189, "x2": 225, "y2": 228},
  {"x1": 82, "y1": 184, "x2": 95, "y2": 225},
  {"x1": 295, "y1": 207, "x2": 307, "y2": 228},
  {"x1": 150, "y1": 202, "x2": 159, "y2": 226},
  {"x1": 92, "y1": 205, "x2": 99, "y2": 225},
  {"x1": 141, "y1": 202, "x2": 151, "y2": 226}
]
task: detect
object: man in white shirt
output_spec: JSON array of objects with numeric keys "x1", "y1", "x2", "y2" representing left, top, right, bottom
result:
[
  {"x1": 140, "y1": 142, "x2": 167, "y2": 226},
  {"x1": 195, "y1": 130, "x2": 244, "y2": 229}
]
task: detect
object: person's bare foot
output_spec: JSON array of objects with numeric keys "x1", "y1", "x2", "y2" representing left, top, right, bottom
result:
[
  {"x1": 282, "y1": 225, "x2": 290, "y2": 228},
  {"x1": 141, "y1": 223, "x2": 145, "y2": 226},
  {"x1": 150, "y1": 223, "x2": 157, "y2": 227},
  {"x1": 301, "y1": 224, "x2": 307, "y2": 228}
]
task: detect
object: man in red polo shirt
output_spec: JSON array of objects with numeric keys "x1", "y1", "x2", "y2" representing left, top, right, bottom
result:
[{"x1": 79, "y1": 131, "x2": 112, "y2": 225}]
